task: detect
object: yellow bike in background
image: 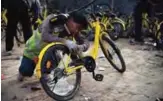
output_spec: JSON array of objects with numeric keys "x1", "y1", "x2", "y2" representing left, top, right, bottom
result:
[{"x1": 142, "y1": 13, "x2": 163, "y2": 49}]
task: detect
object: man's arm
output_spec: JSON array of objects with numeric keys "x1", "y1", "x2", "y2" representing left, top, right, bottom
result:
[
  {"x1": 40, "y1": 14, "x2": 68, "y2": 43},
  {"x1": 74, "y1": 33, "x2": 90, "y2": 52}
]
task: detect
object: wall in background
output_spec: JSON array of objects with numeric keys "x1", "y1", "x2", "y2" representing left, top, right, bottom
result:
[{"x1": 42, "y1": 0, "x2": 137, "y2": 14}]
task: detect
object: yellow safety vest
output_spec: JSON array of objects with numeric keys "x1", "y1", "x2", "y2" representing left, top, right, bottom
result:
[
  {"x1": 24, "y1": 29, "x2": 73, "y2": 60},
  {"x1": 24, "y1": 30, "x2": 48, "y2": 59}
]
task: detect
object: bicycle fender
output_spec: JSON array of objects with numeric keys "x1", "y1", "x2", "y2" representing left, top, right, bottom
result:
[{"x1": 35, "y1": 42, "x2": 64, "y2": 79}]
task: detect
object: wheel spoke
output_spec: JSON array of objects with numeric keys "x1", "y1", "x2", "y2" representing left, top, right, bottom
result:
[{"x1": 52, "y1": 81, "x2": 56, "y2": 92}]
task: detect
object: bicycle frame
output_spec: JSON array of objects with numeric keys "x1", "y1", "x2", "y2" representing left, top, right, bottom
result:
[
  {"x1": 35, "y1": 17, "x2": 107, "y2": 78},
  {"x1": 65, "y1": 20, "x2": 103, "y2": 74}
]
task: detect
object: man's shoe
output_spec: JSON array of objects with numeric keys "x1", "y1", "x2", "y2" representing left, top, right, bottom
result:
[
  {"x1": 2, "y1": 50, "x2": 13, "y2": 56},
  {"x1": 17, "y1": 73, "x2": 24, "y2": 82},
  {"x1": 156, "y1": 98, "x2": 163, "y2": 101},
  {"x1": 135, "y1": 38, "x2": 144, "y2": 43},
  {"x1": 129, "y1": 39, "x2": 144, "y2": 45}
]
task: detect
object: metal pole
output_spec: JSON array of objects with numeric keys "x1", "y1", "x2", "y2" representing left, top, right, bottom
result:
[{"x1": 111, "y1": 0, "x2": 114, "y2": 11}]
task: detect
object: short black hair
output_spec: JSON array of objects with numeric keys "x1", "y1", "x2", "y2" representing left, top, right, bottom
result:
[{"x1": 69, "y1": 12, "x2": 88, "y2": 29}]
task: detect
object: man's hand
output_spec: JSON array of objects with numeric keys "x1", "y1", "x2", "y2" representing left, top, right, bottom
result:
[{"x1": 64, "y1": 40, "x2": 80, "y2": 53}]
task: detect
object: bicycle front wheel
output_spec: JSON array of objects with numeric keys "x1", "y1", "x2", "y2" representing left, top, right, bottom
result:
[
  {"x1": 39, "y1": 44, "x2": 81, "y2": 101},
  {"x1": 100, "y1": 33, "x2": 126, "y2": 73}
]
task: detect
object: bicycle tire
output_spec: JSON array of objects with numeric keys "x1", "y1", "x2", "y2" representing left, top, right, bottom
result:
[
  {"x1": 1, "y1": 19, "x2": 6, "y2": 40},
  {"x1": 1, "y1": 25, "x2": 24, "y2": 44},
  {"x1": 100, "y1": 33, "x2": 126, "y2": 73},
  {"x1": 125, "y1": 22, "x2": 135, "y2": 38},
  {"x1": 15, "y1": 26, "x2": 25, "y2": 44},
  {"x1": 40, "y1": 44, "x2": 81, "y2": 101},
  {"x1": 107, "y1": 22, "x2": 123, "y2": 41}
]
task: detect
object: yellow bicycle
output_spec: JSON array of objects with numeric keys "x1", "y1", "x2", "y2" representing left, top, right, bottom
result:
[
  {"x1": 93, "y1": 4, "x2": 126, "y2": 40},
  {"x1": 35, "y1": 11, "x2": 126, "y2": 100},
  {"x1": 101, "y1": 12, "x2": 126, "y2": 40}
]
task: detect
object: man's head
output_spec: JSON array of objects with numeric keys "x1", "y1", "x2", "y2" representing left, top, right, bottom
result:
[{"x1": 66, "y1": 12, "x2": 88, "y2": 35}]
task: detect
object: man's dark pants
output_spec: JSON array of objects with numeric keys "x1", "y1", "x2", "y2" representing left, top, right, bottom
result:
[
  {"x1": 134, "y1": 1, "x2": 152, "y2": 41},
  {"x1": 6, "y1": 0, "x2": 32, "y2": 51}
]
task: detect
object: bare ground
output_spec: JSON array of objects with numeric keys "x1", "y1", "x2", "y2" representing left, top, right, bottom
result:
[{"x1": 1, "y1": 39, "x2": 163, "y2": 101}]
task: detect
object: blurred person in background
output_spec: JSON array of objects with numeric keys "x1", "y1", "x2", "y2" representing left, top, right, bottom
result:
[
  {"x1": 133, "y1": 0, "x2": 163, "y2": 43},
  {"x1": 4, "y1": 0, "x2": 41, "y2": 55}
]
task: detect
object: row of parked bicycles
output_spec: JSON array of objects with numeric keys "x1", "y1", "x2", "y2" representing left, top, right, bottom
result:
[{"x1": 82, "y1": 3, "x2": 163, "y2": 50}]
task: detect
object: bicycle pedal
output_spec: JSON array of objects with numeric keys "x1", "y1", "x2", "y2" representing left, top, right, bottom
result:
[{"x1": 94, "y1": 74, "x2": 103, "y2": 81}]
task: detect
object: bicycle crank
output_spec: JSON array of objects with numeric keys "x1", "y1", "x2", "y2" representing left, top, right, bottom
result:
[
  {"x1": 92, "y1": 71, "x2": 104, "y2": 81},
  {"x1": 69, "y1": 56, "x2": 104, "y2": 81},
  {"x1": 82, "y1": 56, "x2": 104, "y2": 81},
  {"x1": 69, "y1": 56, "x2": 96, "y2": 72}
]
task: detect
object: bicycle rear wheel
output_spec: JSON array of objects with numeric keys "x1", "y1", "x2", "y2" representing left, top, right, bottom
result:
[
  {"x1": 100, "y1": 33, "x2": 126, "y2": 73},
  {"x1": 39, "y1": 44, "x2": 81, "y2": 101}
]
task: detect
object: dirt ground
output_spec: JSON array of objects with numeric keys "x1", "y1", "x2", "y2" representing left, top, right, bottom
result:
[{"x1": 1, "y1": 39, "x2": 163, "y2": 101}]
